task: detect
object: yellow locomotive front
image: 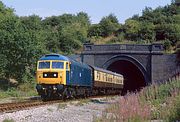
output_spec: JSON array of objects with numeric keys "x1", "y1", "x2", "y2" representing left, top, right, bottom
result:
[
  {"x1": 37, "y1": 60, "x2": 66, "y2": 85},
  {"x1": 36, "y1": 54, "x2": 70, "y2": 99}
]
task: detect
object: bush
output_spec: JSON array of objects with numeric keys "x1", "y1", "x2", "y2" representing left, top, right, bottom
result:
[
  {"x1": 0, "y1": 82, "x2": 37, "y2": 99},
  {"x1": 163, "y1": 39, "x2": 172, "y2": 51}
]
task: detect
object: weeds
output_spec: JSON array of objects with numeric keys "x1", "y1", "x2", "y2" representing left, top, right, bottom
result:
[
  {"x1": 0, "y1": 82, "x2": 37, "y2": 99},
  {"x1": 95, "y1": 78, "x2": 180, "y2": 122},
  {"x1": 2, "y1": 118, "x2": 15, "y2": 122},
  {"x1": 57, "y1": 103, "x2": 67, "y2": 110},
  {"x1": 75, "y1": 99, "x2": 90, "y2": 106},
  {"x1": 47, "y1": 108, "x2": 53, "y2": 112}
]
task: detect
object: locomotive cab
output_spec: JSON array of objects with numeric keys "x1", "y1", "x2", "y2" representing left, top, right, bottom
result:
[
  {"x1": 36, "y1": 54, "x2": 70, "y2": 99},
  {"x1": 36, "y1": 60, "x2": 70, "y2": 85}
]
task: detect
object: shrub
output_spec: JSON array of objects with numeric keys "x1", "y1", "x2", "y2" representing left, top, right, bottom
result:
[{"x1": 163, "y1": 39, "x2": 172, "y2": 51}]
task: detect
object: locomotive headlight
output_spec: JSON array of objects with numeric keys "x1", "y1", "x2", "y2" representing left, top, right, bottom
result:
[
  {"x1": 44, "y1": 74, "x2": 47, "y2": 77},
  {"x1": 54, "y1": 74, "x2": 57, "y2": 77}
]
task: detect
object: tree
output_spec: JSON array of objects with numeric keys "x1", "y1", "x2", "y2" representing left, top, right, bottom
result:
[
  {"x1": 77, "y1": 12, "x2": 90, "y2": 28},
  {"x1": 139, "y1": 22, "x2": 155, "y2": 41},
  {"x1": 58, "y1": 24, "x2": 82, "y2": 54},
  {"x1": 0, "y1": 12, "x2": 46, "y2": 82},
  {"x1": 88, "y1": 24, "x2": 103, "y2": 37},
  {"x1": 99, "y1": 14, "x2": 120, "y2": 37},
  {"x1": 0, "y1": 54, "x2": 7, "y2": 78},
  {"x1": 124, "y1": 19, "x2": 141, "y2": 41},
  {"x1": 20, "y1": 15, "x2": 42, "y2": 30},
  {"x1": 163, "y1": 39, "x2": 172, "y2": 51},
  {"x1": 42, "y1": 16, "x2": 60, "y2": 27},
  {"x1": 0, "y1": 1, "x2": 14, "y2": 16}
]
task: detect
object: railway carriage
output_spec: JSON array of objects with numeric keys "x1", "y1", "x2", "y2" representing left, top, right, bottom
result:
[
  {"x1": 91, "y1": 66, "x2": 123, "y2": 94},
  {"x1": 36, "y1": 54, "x2": 124, "y2": 100}
]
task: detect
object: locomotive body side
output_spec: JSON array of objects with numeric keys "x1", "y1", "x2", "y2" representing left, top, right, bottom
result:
[{"x1": 67, "y1": 59, "x2": 92, "y2": 87}]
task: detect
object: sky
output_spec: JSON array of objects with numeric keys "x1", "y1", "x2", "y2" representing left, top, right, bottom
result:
[{"x1": 1, "y1": 0, "x2": 172, "y2": 24}]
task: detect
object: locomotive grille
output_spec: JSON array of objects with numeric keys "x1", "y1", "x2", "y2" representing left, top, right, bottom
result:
[{"x1": 43, "y1": 72, "x2": 58, "y2": 78}]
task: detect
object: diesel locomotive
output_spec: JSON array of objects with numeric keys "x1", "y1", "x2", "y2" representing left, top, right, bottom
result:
[{"x1": 36, "y1": 54, "x2": 124, "y2": 100}]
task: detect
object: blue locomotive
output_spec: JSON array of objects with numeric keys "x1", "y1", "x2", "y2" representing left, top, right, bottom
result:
[{"x1": 36, "y1": 54, "x2": 123, "y2": 100}]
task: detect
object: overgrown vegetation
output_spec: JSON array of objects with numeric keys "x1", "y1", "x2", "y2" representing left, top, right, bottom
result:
[
  {"x1": 75, "y1": 99, "x2": 91, "y2": 106},
  {"x1": 2, "y1": 119, "x2": 15, "y2": 122},
  {"x1": 57, "y1": 103, "x2": 67, "y2": 110},
  {"x1": 0, "y1": 79, "x2": 37, "y2": 99},
  {"x1": 95, "y1": 77, "x2": 180, "y2": 121},
  {"x1": 0, "y1": 1, "x2": 179, "y2": 96}
]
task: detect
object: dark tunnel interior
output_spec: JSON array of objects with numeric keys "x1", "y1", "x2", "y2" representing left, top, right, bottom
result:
[{"x1": 107, "y1": 60, "x2": 146, "y2": 94}]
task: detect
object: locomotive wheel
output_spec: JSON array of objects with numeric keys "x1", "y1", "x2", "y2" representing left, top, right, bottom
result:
[{"x1": 41, "y1": 94, "x2": 49, "y2": 101}]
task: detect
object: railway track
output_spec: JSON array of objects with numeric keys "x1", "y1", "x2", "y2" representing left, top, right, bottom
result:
[
  {"x1": 0, "y1": 95, "x2": 117, "y2": 113},
  {"x1": 0, "y1": 99, "x2": 62, "y2": 113}
]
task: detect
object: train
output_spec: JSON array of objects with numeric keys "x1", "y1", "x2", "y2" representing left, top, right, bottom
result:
[{"x1": 36, "y1": 54, "x2": 124, "y2": 100}]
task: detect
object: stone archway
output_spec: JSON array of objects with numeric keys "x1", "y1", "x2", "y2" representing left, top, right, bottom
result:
[{"x1": 103, "y1": 55, "x2": 149, "y2": 94}]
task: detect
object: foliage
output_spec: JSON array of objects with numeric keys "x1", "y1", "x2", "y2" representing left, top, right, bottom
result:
[
  {"x1": 88, "y1": 24, "x2": 103, "y2": 37},
  {"x1": 99, "y1": 14, "x2": 120, "y2": 37},
  {"x1": 124, "y1": 19, "x2": 141, "y2": 41},
  {"x1": 88, "y1": 1, "x2": 180, "y2": 50},
  {"x1": 95, "y1": 79, "x2": 180, "y2": 122},
  {"x1": 0, "y1": 82, "x2": 37, "y2": 99},
  {"x1": 2, "y1": 119, "x2": 15, "y2": 122},
  {"x1": 163, "y1": 39, "x2": 172, "y2": 51},
  {"x1": 0, "y1": 2, "x2": 90, "y2": 83},
  {"x1": 43, "y1": 12, "x2": 90, "y2": 54},
  {"x1": 0, "y1": 14, "x2": 46, "y2": 83},
  {"x1": 57, "y1": 103, "x2": 67, "y2": 110},
  {"x1": 0, "y1": 0, "x2": 179, "y2": 84}
]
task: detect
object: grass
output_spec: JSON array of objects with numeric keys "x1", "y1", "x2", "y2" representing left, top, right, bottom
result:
[
  {"x1": 95, "y1": 77, "x2": 180, "y2": 122},
  {"x1": 90, "y1": 35, "x2": 153, "y2": 45},
  {"x1": 75, "y1": 98, "x2": 91, "y2": 106},
  {"x1": 0, "y1": 80, "x2": 38, "y2": 99},
  {"x1": 47, "y1": 108, "x2": 53, "y2": 112},
  {"x1": 57, "y1": 103, "x2": 67, "y2": 110},
  {"x1": 2, "y1": 119, "x2": 15, "y2": 122}
]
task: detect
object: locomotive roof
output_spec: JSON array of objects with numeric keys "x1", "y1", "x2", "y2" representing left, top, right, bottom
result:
[
  {"x1": 39, "y1": 54, "x2": 70, "y2": 61},
  {"x1": 39, "y1": 54, "x2": 91, "y2": 70}
]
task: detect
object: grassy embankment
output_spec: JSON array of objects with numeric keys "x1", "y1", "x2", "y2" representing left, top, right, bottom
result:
[
  {"x1": 0, "y1": 79, "x2": 37, "y2": 100},
  {"x1": 95, "y1": 76, "x2": 180, "y2": 122}
]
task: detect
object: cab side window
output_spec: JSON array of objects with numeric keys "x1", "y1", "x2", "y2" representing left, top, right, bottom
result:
[{"x1": 66, "y1": 62, "x2": 69, "y2": 70}]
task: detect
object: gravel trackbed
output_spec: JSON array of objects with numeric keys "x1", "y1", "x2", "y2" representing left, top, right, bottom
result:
[{"x1": 0, "y1": 96, "x2": 119, "y2": 122}]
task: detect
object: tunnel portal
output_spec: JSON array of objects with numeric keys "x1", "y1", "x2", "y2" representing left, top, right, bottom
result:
[{"x1": 107, "y1": 60, "x2": 146, "y2": 94}]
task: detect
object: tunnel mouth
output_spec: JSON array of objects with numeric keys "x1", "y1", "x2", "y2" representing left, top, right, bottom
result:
[{"x1": 107, "y1": 60, "x2": 146, "y2": 95}]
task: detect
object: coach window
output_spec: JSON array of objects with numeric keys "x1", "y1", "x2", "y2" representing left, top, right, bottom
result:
[
  {"x1": 97, "y1": 72, "x2": 100, "y2": 80},
  {"x1": 105, "y1": 74, "x2": 107, "y2": 82}
]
